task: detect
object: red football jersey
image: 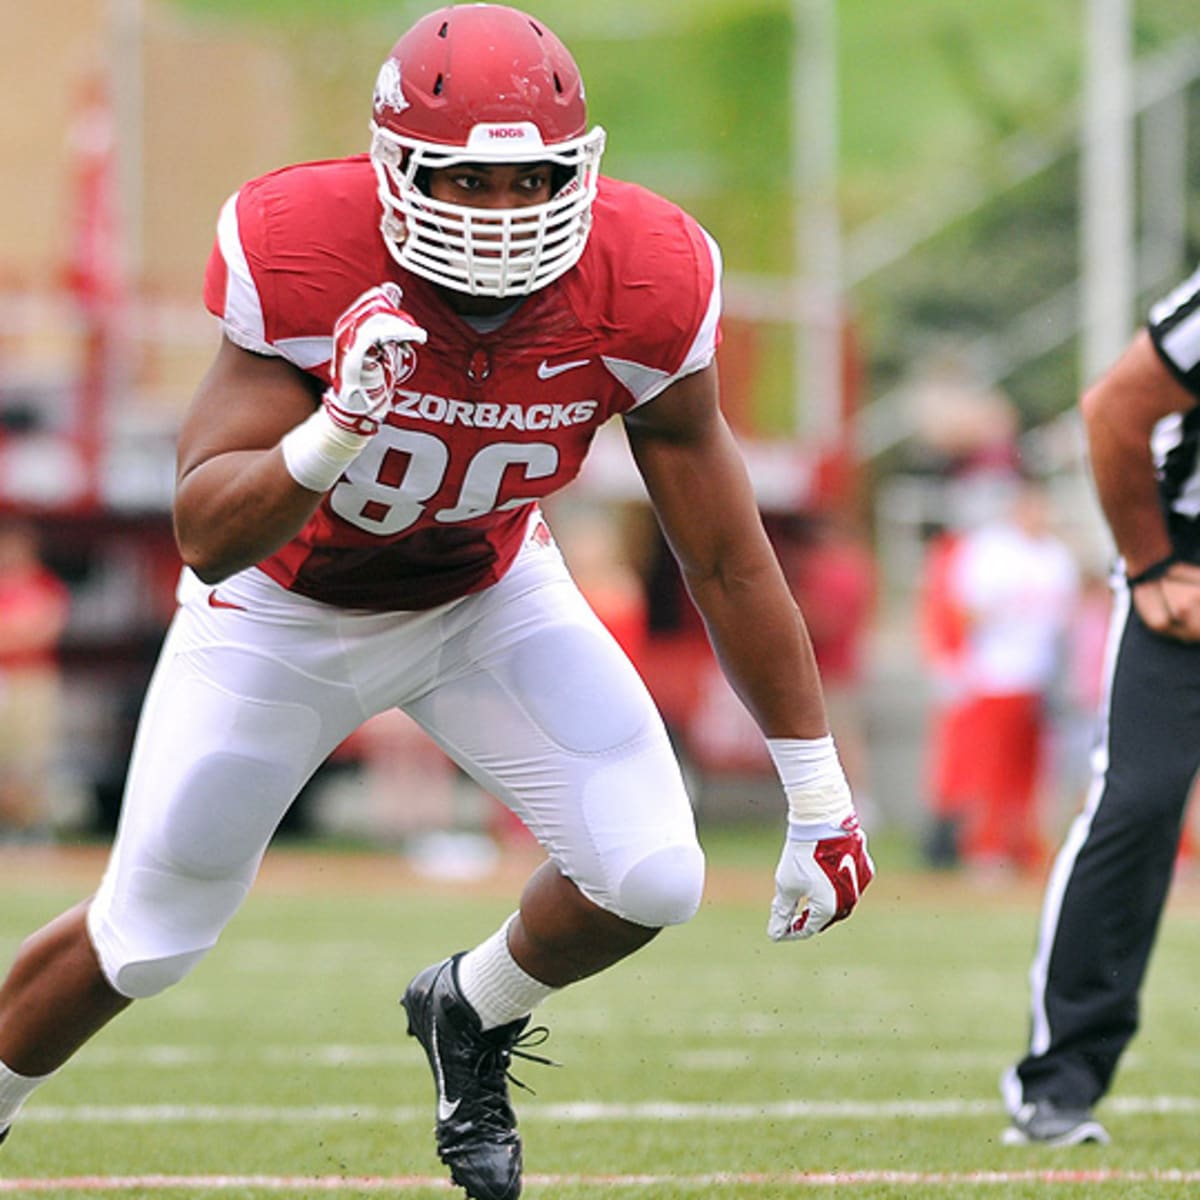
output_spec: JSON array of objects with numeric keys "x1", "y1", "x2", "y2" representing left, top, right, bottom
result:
[{"x1": 203, "y1": 155, "x2": 721, "y2": 610}]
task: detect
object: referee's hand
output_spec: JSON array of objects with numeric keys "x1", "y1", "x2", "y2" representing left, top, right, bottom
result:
[{"x1": 1133, "y1": 562, "x2": 1200, "y2": 641}]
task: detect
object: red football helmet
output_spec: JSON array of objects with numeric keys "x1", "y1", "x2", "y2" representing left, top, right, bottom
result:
[{"x1": 369, "y1": 4, "x2": 606, "y2": 298}]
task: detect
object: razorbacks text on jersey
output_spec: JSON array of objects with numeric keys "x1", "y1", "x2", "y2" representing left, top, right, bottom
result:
[{"x1": 202, "y1": 156, "x2": 722, "y2": 610}]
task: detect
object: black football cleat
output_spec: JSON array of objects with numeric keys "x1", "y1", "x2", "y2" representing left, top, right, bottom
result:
[
  {"x1": 402, "y1": 954, "x2": 553, "y2": 1200},
  {"x1": 0, "y1": 1124, "x2": 8, "y2": 1146},
  {"x1": 1002, "y1": 1098, "x2": 1110, "y2": 1147}
]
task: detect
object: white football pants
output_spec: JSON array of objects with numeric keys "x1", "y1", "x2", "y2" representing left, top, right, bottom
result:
[{"x1": 88, "y1": 517, "x2": 704, "y2": 998}]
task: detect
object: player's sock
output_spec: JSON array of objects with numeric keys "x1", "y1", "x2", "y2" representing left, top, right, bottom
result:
[
  {"x1": 457, "y1": 914, "x2": 556, "y2": 1031},
  {"x1": 0, "y1": 1060, "x2": 54, "y2": 1133}
]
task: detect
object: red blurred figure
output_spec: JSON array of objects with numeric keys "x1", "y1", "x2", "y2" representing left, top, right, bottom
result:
[
  {"x1": 0, "y1": 521, "x2": 70, "y2": 840},
  {"x1": 935, "y1": 480, "x2": 1079, "y2": 875},
  {"x1": 917, "y1": 524, "x2": 974, "y2": 867},
  {"x1": 774, "y1": 513, "x2": 877, "y2": 805}
]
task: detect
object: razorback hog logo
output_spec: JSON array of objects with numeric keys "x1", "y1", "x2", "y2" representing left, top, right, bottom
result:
[
  {"x1": 373, "y1": 59, "x2": 408, "y2": 115},
  {"x1": 392, "y1": 343, "x2": 419, "y2": 386}
]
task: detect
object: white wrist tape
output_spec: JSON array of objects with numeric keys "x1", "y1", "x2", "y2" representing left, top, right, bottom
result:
[
  {"x1": 280, "y1": 406, "x2": 371, "y2": 493},
  {"x1": 767, "y1": 735, "x2": 855, "y2": 828}
]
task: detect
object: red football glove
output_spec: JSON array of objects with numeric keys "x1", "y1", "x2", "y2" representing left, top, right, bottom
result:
[
  {"x1": 324, "y1": 282, "x2": 426, "y2": 435},
  {"x1": 768, "y1": 814, "x2": 874, "y2": 941}
]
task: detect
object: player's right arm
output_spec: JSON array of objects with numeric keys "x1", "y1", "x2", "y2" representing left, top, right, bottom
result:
[
  {"x1": 175, "y1": 284, "x2": 427, "y2": 584},
  {"x1": 173, "y1": 336, "x2": 326, "y2": 584}
]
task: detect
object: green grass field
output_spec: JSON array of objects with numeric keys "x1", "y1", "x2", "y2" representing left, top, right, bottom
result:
[{"x1": 1, "y1": 827, "x2": 1199, "y2": 1198}]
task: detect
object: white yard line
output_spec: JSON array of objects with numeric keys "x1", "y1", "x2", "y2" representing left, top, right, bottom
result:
[
  {"x1": 4, "y1": 1169, "x2": 1200, "y2": 1191},
  {"x1": 15, "y1": 1095, "x2": 1200, "y2": 1123}
]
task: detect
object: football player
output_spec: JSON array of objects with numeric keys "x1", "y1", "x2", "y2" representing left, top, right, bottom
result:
[{"x1": 0, "y1": 6, "x2": 873, "y2": 1197}]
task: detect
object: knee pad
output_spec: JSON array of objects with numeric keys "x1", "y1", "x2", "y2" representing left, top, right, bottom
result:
[
  {"x1": 100, "y1": 945, "x2": 213, "y2": 1000},
  {"x1": 615, "y1": 842, "x2": 706, "y2": 927},
  {"x1": 88, "y1": 870, "x2": 252, "y2": 999},
  {"x1": 88, "y1": 751, "x2": 294, "y2": 1000}
]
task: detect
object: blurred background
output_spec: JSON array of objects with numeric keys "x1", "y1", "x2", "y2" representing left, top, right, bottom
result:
[{"x1": 1, "y1": 0, "x2": 1198, "y2": 874}]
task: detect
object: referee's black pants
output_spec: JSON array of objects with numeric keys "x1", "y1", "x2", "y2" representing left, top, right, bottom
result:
[{"x1": 1008, "y1": 587, "x2": 1200, "y2": 1109}]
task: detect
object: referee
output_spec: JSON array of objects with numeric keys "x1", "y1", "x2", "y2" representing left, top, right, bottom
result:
[{"x1": 1003, "y1": 266, "x2": 1200, "y2": 1146}]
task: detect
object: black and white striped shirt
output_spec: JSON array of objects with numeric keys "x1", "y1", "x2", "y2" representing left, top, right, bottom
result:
[{"x1": 1147, "y1": 268, "x2": 1200, "y2": 557}]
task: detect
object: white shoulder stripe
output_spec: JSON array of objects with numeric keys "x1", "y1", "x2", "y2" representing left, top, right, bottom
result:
[
  {"x1": 214, "y1": 193, "x2": 333, "y2": 370},
  {"x1": 215, "y1": 192, "x2": 271, "y2": 355},
  {"x1": 679, "y1": 226, "x2": 723, "y2": 377}
]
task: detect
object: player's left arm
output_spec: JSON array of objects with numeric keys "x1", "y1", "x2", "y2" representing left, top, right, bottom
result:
[
  {"x1": 624, "y1": 364, "x2": 873, "y2": 939},
  {"x1": 624, "y1": 364, "x2": 823, "y2": 737}
]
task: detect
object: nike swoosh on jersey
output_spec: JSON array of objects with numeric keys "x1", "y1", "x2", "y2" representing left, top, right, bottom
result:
[
  {"x1": 431, "y1": 1019, "x2": 461, "y2": 1123},
  {"x1": 537, "y1": 358, "x2": 590, "y2": 380},
  {"x1": 207, "y1": 592, "x2": 246, "y2": 611}
]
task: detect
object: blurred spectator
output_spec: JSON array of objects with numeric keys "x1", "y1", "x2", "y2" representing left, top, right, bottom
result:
[
  {"x1": 556, "y1": 502, "x2": 650, "y2": 671},
  {"x1": 916, "y1": 521, "x2": 973, "y2": 867},
  {"x1": 904, "y1": 343, "x2": 1022, "y2": 480},
  {"x1": 1049, "y1": 568, "x2": 1112, "y2": 832},
  {"x1": 772, "y1": 512, "x2": 877, "y2": 809},
  {"x1": 0, "y1": 520, "x2": 70, "y2": 842},
  {"x1": 931, "y1": 477, "x2": 1080, "y2": 876},
  {"x1": 636, "y1": 508, "x2": 879, "y2": 792}
]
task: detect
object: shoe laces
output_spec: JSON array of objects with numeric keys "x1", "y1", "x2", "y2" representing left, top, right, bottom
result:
[
  {"x1": 467, "y1": 1025, "x2": 559, "y2": 1131},
  {"x1": 502, "y1": 1024, "x2": 559, "y2": 1093}
]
